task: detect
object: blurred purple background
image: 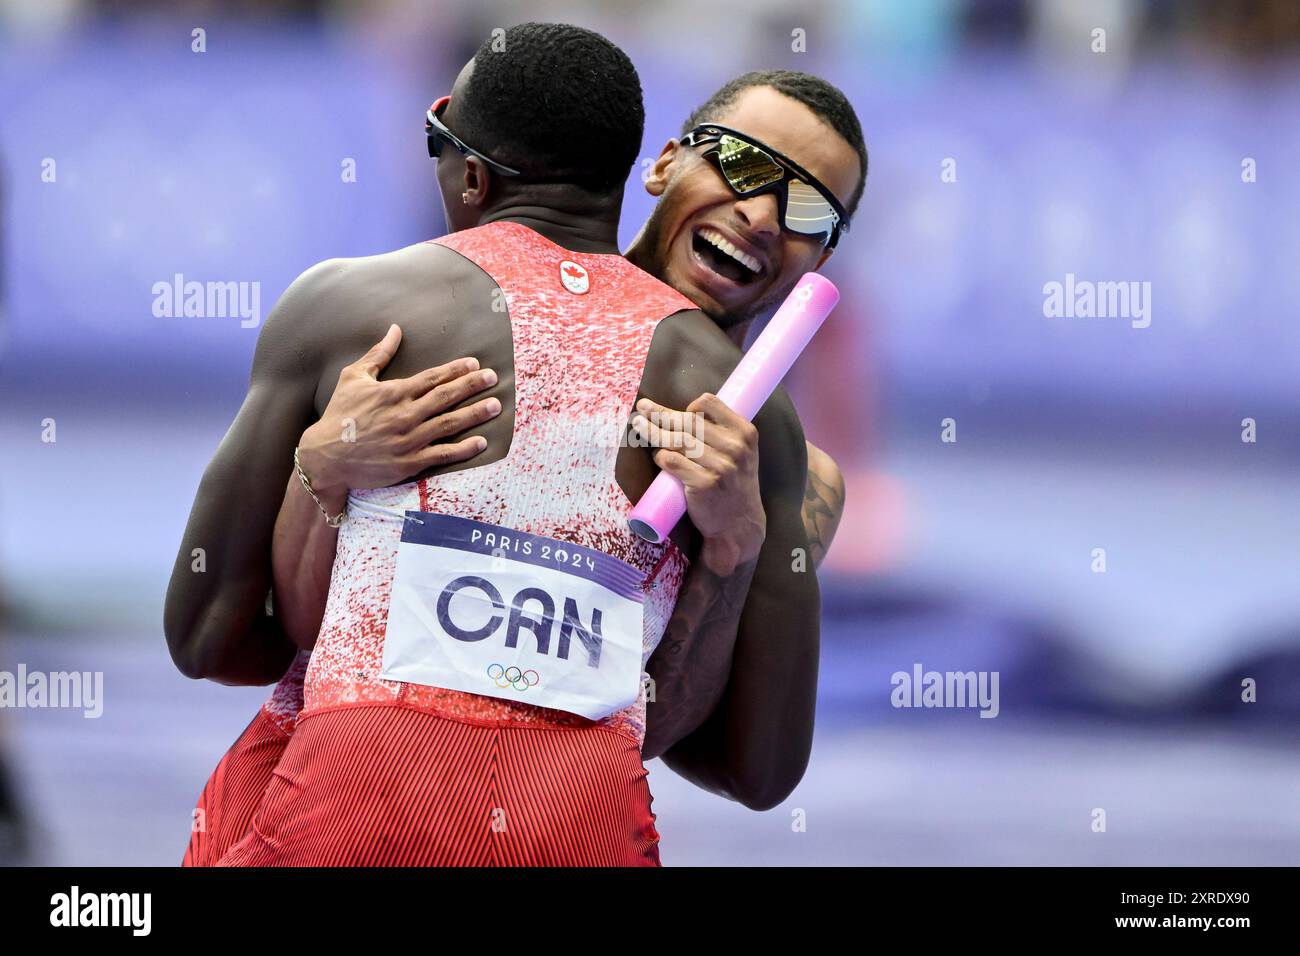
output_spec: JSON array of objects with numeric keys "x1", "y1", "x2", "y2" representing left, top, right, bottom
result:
[{"x1": 2, "y1": 1, "x2": 1298, "y2": 865}]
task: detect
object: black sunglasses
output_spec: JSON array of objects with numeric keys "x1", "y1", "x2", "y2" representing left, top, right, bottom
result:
[
  {"x1": 682, "y1": 124, "x2": 849, "y2": 249},
  {"x1": 425, "y1": 95, "x2": 522, "y2": 177},
  {"x1": 425, "y1": 96, "x2": 612, "y2": 187}
]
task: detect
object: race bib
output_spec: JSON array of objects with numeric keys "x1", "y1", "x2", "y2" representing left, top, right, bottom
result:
[{"x1": 380, "y1": 512, "x2": 647, "y2": 720}]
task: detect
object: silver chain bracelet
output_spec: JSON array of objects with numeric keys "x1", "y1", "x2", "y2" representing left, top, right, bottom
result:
[{"x1": 294, "y1": 447, "x2": 347, "y2": 527}]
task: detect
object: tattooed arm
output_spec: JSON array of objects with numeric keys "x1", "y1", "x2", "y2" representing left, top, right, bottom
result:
[
  {"x1": 641, "y1": 438, "x2": 845, "y2": 762},
  {"x1": 641, "y1": 551, "x2": 758, "y2": 761},
  {"x1": 656, "y1": 393, "x2": 818, "y2": 809},
  {"x1": 633, "y1": 389, "x2": 766, "y2": 762},
  {"x1": 802, "y1": 442, "x2": 846, "y2": 568}
]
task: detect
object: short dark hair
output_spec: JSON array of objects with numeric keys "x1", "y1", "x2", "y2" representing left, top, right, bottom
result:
[
  {"x1": 681, "y1": 70, "x2": 868, "y2": 216},
  {"x1": 455, "y1": 23, "x2": 644, "y2": 192}
]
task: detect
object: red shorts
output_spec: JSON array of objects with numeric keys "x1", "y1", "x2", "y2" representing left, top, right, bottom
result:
[
  {"x1": 183, "y1": 708, "x2": 289, "y2": 867},
  {"x1": 211, "y1": 704, "x2": 662, "y2": 867}
]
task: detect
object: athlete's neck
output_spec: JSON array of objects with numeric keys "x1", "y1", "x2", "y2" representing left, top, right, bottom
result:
[
  {"x1": 481, "y1": 202, "x2": 621, "y2": 256},
  {"x1": 623, "y1": 233, "x2": 654, "y2": 275},
  {"x1": 625, "y1": 234, "x2": 755, "y2": 347}
]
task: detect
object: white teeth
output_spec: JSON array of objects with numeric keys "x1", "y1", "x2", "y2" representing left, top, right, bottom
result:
[{"x1": 699, "y1": 228, "x2": 761, "y2": 274}]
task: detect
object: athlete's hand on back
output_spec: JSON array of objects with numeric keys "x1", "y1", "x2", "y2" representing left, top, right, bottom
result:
[
  {"x1": 296, "y1": 324, "x2": 502, "y2": 498},
  {"x1": 631, "y1": 393, "x2": 766, "y2": 576}
]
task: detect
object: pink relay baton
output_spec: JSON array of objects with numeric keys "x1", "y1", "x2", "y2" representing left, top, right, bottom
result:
[{"x1": 627, "y1": 272, "x2": 840, "y2": 544}]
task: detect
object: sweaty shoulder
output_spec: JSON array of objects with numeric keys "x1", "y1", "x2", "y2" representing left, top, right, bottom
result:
[{"x1": 252, "y1": 242, "x2": 495, "y2": 382}]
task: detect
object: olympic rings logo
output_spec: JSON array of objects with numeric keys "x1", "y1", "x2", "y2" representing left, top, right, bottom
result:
[{"x1": 487, "y1": 663, "x2": 540, "y2": 692}]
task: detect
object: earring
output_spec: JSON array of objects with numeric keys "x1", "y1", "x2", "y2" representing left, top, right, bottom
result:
[{"x1": 461, "y1": 191, "x2": 470, "y2": 204}]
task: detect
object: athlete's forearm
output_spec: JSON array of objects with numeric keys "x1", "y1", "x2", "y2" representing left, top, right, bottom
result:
[
  {"x1": 164, "y1": 384, "x2": 315, "y2": 685},
  {"x1": 641, "y1": 544, "x2": 758, "y2": 761},
  {"x1": 270, "y1": 443, "x2": 346, "y2": 652},
  {"x1": 165, "y1": 459, "x2": 301, "y2": 685},
  {"x1": 663, "y1": 565, "x2": 821, "y2": 813},
  {"x1": 661, "y1": 554, "x2": 820, "y2": 810},
  {"x1": 648, "y1": 474, "x2": 837, "y2": 762},
  {"x1": 662, "y1": 408, "x2": 820, "y2": 810}
]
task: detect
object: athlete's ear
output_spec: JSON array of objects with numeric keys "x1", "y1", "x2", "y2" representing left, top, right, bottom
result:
[
  {"x1": 642, "y1": 139, "x2": 678, "y2": 198},
  {"x1": 462, "y1": 157, "x2": 490, "y2": 207}
]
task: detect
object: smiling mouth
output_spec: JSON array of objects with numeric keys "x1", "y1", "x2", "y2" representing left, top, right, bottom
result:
[{"x1": 691, "y1": 227, "x2": 763, "y2": 286}]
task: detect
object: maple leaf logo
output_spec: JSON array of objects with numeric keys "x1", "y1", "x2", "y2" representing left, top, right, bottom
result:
[{"x1": 559, "y1": 259, "x2": 590, "y2": 294}]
